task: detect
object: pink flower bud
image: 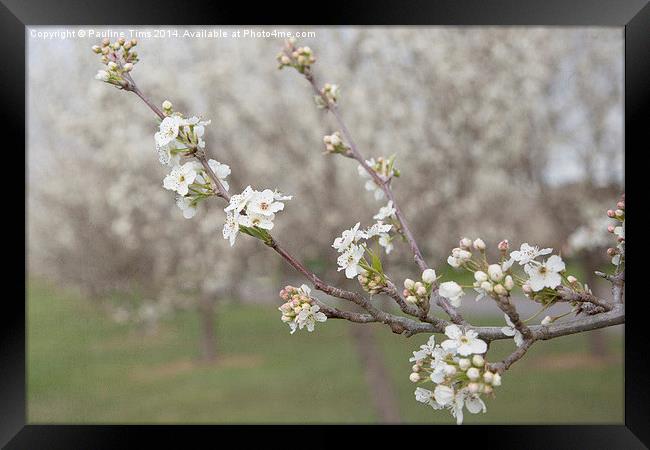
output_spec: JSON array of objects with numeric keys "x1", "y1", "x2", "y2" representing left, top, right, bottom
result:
[
  {"x1": 607, "y1": 209, "x2": 616, "y2": 218},
  {"x1": 498, "y1": 239, "x2": 509, "y2": 252},
  {"x1": 607, "y1": 225, "x2": 615, "y2": 233},
  {"x1": 607, "y1": 247, "x2": 618, "y2": 256},
  {"x1": 617, "y1": 201, "x2": 625, "y2": 210}
]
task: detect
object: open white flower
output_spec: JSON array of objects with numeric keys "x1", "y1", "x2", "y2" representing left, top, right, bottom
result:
[
  {"x1": 414, "y1": 387, "x2": 443, "y2": 410},
  {"x1": 378, "y1": 233, "x2": 394, "y2": 254},
  {"x1": 441, "y1": 324, "x2": 487, "y2": 356},
  {"x1": 207, "y1": 159, "x2": 231, "y2": 191},
  {"x1": 337, "y1": 244, "x2": 365, "y2": 279},
  {"x1": 409, "y1": 335, "x2": 436, "y2": 362},
  {"x1": 155, "y1": 115, "x2": 182, "y2": 148},
  {"x1": 451, "y1": 389, "x2": 486, "y2": 425},
  {"x1": 434, "y1": 384, "x2": 455, "y2": 407},
  {"x1": 225, "y1": 186, "x2": 254, "y2": 213},
  {"x1": 374, "y1": 201, "x2": 396, "y2": 220},
  {"x1": 524, "y1": 255, "x2": 565, "y2": 291},
  {"x1": 501, "y1": 314, "x2": 524, "y2": 347},
  {"x1": 240, "y1": 212, "x2": 276, "y2": 230},
  {"x1": 162, "y1": 162, "x2": 199, "y2": 196},
  {"x1": 176, "y1": 196, "x2": 197, "y2": 219},
  {"x1": 332, "y1": 222, "x2": 366, "y2": 251},
  {"x1": 296, "y1": 304, "x2": 327, "y2": 332},
  {"x1": 222, "y1": 211, "x2": 241, "y2": 246},
  {"x1": 507, "y1": 243, "x2": 553, "y2": 266},
  {"x1": 365, "y1": 222, "x2": 392, "y2": 238},
  {"x1": 438, "y1": 281, "x2": 465, "y2": 307},
  {"x1": 447, "y1": 248, "x2": 472, "y2": 268},
  {"x1": 247, "y1": 189, "x2": 287, "y2": 216}
]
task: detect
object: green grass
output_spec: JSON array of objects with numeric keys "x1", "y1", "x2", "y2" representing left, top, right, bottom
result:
[{"x1": 27, "y1": 280, "x2": 623, "y2": 424}]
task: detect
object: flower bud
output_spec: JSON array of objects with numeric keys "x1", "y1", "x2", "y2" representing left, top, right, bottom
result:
[
  {"x1": 107, "y1": 61, "x2": 118, "y2": 70},
  {"x1": 607, "y1": 209, "x2": 616, "y2": 218},
  {"x1": 414, "y1": 282, "x2": 424, "y2": 291},
  {"x1": 123, "y1": 41, "x2": 132, "y2": 50},
  {"x1": 492, "y1": 373, "x2": 502, "y2": 386},
  {"x1": 118, "y1": 37, "x2": 126, "y2": 45},
  {"x1": 406, "y1": 295, "x2": 418, "y2": 304},
  {"x1": 488, "y1": 264, "x2": 504, "y2": 282},
  {"x1": 459, "y1": 237, "x2": 472, "y2": 250},
  {"x1": 468, "y1": 382, "x2": 480, "y2": 394},
  {"x1": 498, "y1": 239, "x2": 509, "y2": 252},
  {"x1": 422, "y1": 269, "x2": 437, "y2": 284},
  {"x1": 458, "y1": 358, "x2": 471, "y2": 371},
  {"x1": 162, "y1": 100, "x2": 173, "y2": 111},
  {"x1": 472, "y1": 354, "x2": 485, "y2": 367},
  {"x1": 416, "y1": 286, "x2": 427, "y2": 296},
  {"x1": 130, "y1": 38, "x2": 138, "y2": 46},
  {"x1": 101, "y1": 37, "x2": 110, "y2": 46},
  {"x1": 493, "y1": 284, "x2": 507, "y2": 296},
  {"x1": 504, "y1": 275, "x2": 514, "y2": 291},
  {"x1": 91, "y1": 45, "x2": 102, "y2": 53},
  {"x1": 615, "y1": 209, "x2": 624, "y2": 217},
  {"x1": 483, "y1": 384, "x2": 494, "y2": 395},
  {"x1": 522, "y1": 283, "x2": 532, "y2": 294},
  {"x1": 404, "y1": 279, "x2": 415, "y2": 290},
  {"x1": 483, "y1": 371, "x2": 494, "y2": 384},
  {"x1": 123, "y1": 63, "x2": 133, "y2": 72},
  {"x1": 617, "y1": 201, "x2": 625, "y2": 210},
  {"x1": 474, "y1": 271, "x2": 488, "y2": 283},
  {"x1": 467, "y1": 367, "x2": 480, "y2": 381},
  {"x1": 567, "y1": 275, "x2": 577, "y2": 284},
  {"x1": 541, "y1": 316, "x2": 553, "y2": 326},
  {"x1": 409, "y1": 372, "x2": 421, "y2": 383},
  {"x1": 473, "y1": 238, "x2": 486, "y2": 251},
  {"x1": 607, "y1": 225, "x2": 615, "y2": 233},
  {"x1": 607, "y1": 247, "x2": 618, "y2": 257},
  {"x1": 412, "y1": 364, "x2": 421, "y2": 372}
]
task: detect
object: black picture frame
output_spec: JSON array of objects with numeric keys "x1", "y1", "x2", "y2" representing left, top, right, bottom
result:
[{"x1": 5, "y1": 0, "x2": 647, "y2": 447}]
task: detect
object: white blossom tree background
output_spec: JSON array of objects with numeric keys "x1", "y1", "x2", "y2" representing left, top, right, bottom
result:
[{"x1": 27, "y1": 26, "x2": 623, "y2": 424}]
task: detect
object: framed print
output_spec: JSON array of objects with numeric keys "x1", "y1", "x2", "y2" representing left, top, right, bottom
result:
[{"x1": 4, "y1": 0, "x2": 648, "y2": 447}]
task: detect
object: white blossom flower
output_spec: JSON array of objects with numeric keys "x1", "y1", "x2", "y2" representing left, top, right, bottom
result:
[
  {"x1": 374, "y1": 201, "x2": 396, "y2": 220},
  {"x1": 365, "y1": 222, "x2": 392, "y2": 238},
  {"x1": 295, "y1": 304, "x2": 327, "y2": 332},
  {"x1": 155, "y1": 115, "x2": 182, "y2": 148},
  {"x1": 358, "y1": 159, "x2": 385, "y2": 201},
  {"x1": 434, "y1": 384, "x2": 455, "y2": 407},
  {"x1": 332, "y1": 222, "x2": 366, "y2": 251},
  {"x1": 240, "y1": 212, "x2": 276, "y2": 230},
  {"x1": 441, "y1": 325, "x2": 487, "y2": 356},
  {"x1": 524, "y1": 255, "x2": 565, "y2": 291},
  {"x1": 438, "y1": 281, "x2": 465, "y2": 307},
  {"x1": 378, "y1": 233, "x2": 394, "y2": 254},
  {"x1": 222, "y1": 211, "x2": 241, "y2": 246},
  {"x1": 409, "y1": 335, "x2": 436, "y2": 362},
  {"x1": 614, "y1": 221, "x2": 625, "y2": 240},
  {"x1": 501, "y1": 314, "x2": 524, "y2": 347},
  {"x1": 207, "y1": 159, "x2": 231, "y2": 191},
  {"x1": 247, "y1": 189, "x2": 287, "y2": 216},
  {"x1": 507, "y1": 243, "x2": 553, "y2": 266},
  {"x1": 447, "y1": 248, "x2": 472, "y2": 268},
  {"x1": 422, "y1": 269, "x2": 437, "y2": 284},
  {"x1": 162, "y1": 162, "x2": 199, "y2": 196},
  {"x1": 414, "y1": 387, "x2": 443, "y2": 410},
  {"x1": 487, "y1": 264, "x2": 504, "y2": 282},
  {"x1": 337, "y1": 244, "x2": 365, "y2": 279},
  {"x1": 224, "y1": 186, "x2": 254, "y2": 213},
  {"x1": 176, "y1": 196, "x2": 197, "y2": 219},
  {"x1": 95, "y1": 70, "x2": 109, "y2": 81}
]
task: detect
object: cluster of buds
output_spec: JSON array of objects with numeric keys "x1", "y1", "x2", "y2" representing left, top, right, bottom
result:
[
  {"x1": 473, "y1": 264, "x2": 515, "y2": 299},
  {"x1": 314, "y1": 83, "x2": 339, "y2": 109},
  {"x1": 403, "y1": 269, "x2": 437, "y2": 306},
  {"x1": 278, "y1": 284, "x2": 327, "y2": 334},
  {"x1": 276, "y1": 38, "x2": 315, "y2": 73},
  {"x1": 606, "y1": 195, "x2": 625, "y2": 266},
  {"x1": 409, "y1": 328, "x2": 498, "y2": 424},
  {"x1": 92, "y1": 37, "x2": 139, "y2": 88},
  {"x1": 322, "y1": 131, "x2": 351, "y2": 156},
  {"x1": 447, "y1": 237, "x2": 486, "y2": 268},
  {"x1": 357, "y1": 268, "x2": 386, "y2": 295}
]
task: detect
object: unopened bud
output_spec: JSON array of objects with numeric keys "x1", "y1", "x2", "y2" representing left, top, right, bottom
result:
[
  {"x1": 498, "y1": 239, "x2": 509, "y2": 252},
  {"x1": 483, "y1": 371, "x2": 494, "y2": 384},
  {"x1": 522, "y1": 283, "x2": 532, "y2": 294},
  {"x1": 607, "y1": 247, "x2": 618, "y2": 257},
  {"x1": 493, "y1": 284, "x2": 507, "y2": 296},
  {"x1": 101, "y1": 37, "x2": 110, "y2": 46},
  {"x1": 488, "y1": 264, "x2": 504, "y2": 282},
  {"x1": 422, "y1": 269, "x2": 437, "y2": 284},
  {"x1": 541, "y1": 316, "x2": 553, "y2": 326},
  {"x1": 474, "y1": 271, "x2": 488, "y2": 283},
  {"x1": 483, "y1": 385, "x2": 494, "y2": 395},
  {"x1": 443, "y1": 365, "x2": 457, "y2": 376},
  {"x1": 472, "y1": 354, "x2": 485, "y2": 367},
  {"x1": 412, "y1": 364, "x2": 421, "y2": 372},
  {"x1": 458, "y1": 358, "x2": 471, "y2": 371},
  {"x1": 467, "y1": 367, "x2": 480, "y2": 381},
  {"x1": 162, "y1": 100, "x2": 173, "y2": 111},
  {"x1": 118, "y1": 37, "x2": 126, "y2": 45},
  {"x1": 122, "y1": 63, "x2": 133, "y2": 72},
  {"x1": 406, "y1": 295, "x2": 418, "y2": 304},
  {"x1": 617, "y1": 201, "x2": 625, "y2": 210},
  {"x1": 473, "y1": 238, "x2": 486, "y2": 251},
  {"x1": 91, "y1": 45, "x2": 101, "y2": 53},
  {"x1": 615, "y1": 209, "x2": 624, "y2": 217},
  {"x1": 480, "y1": 281, "x2": 493, "y2": 293},
  {"x1": 607, "y1": 225, "x2": 615, "y2": 233},
  {"x1": 492, "y1": 373, "x2": 502, "y2": 386},
  {"x1": 416, "y1": 286, "x2": 427, "y2": 296},
  {"x1": 107, "y1": 61, "x2": 118, "y2": 70},
  {"x1": 607, "y1": 209, "x2": 616, "y2": 218},
  {"x1": 504, "y1": 275, "x2": 514, "y2": 291},
  {"x1": 409, "y1": 372, "x2": 421, "y2": 383},
  {"x1": 404, "y1": 279, "x2": 415, "y2": 290},
  {"x1": 459, "y1": 237, "x2": 472, "y2": 250},
  {"x1": 567, "y1": 275, "x2": 577, "y2": 284},
  {"x1": 130, "y1": 38, "x2": 138, "y2": 46},
  {"x1": 468, "y1": 382, "x2": 480, "y2": 394}
]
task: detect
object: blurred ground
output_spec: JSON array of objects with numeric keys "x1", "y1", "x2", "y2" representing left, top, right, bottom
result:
[{"x1": 28, "y1": 279, "x2": 623, "y2": 424}]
